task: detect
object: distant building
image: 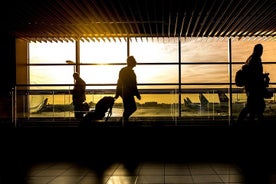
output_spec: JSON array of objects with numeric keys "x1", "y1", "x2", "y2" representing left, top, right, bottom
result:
[{"x1": 145, "y1": 102, "x2": 158, "y2": 106}]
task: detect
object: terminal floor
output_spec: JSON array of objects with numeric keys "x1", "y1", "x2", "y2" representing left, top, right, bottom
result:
[{"x1": 1, "y1": 122, "x2": 276, "y2": 184}]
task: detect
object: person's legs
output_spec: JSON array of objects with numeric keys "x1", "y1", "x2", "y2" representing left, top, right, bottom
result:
[
  {"x1": 256, "y1": 98, "x2": 265, "y2": 123},
  {"x1": 74, "y1": 103, "x2": 84, "y2": 119},
  {"x1": 245, "y1": 93, "x2": 265, "y2": 125},
  {"x1": 237, "y1": 92, "x2": 251, "y2": 125},
  {"x1": 122, "y1": 96, "x2": 137, "y2": 121},
  {"x1": 246, "y1": 94, "x2": 257, "y2": 121},
  {"x1": 237, "y1": 106, "x2": 249, "y2": 124}
]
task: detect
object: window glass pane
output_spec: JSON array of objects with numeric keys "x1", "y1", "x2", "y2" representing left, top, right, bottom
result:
[
  {"x1": 181, "y1": 38, "x2": 228, "y2": 62},
  {"x1": 29, "y1": 41, "x2": 75, "y2": 64},
  {"x1": 30, "y1": 66, "x2": 73, "y2": 86},
  {"x1": 263, "y1": 64, "x2": 276, "y2": 83},
  {"x1": 232, "y1": 39, "x2": 276, "y2": 83},
  {"x1": 181, "y1": 64, "x2": 229, "y2": 83},
  {"x1": 135, "y1": 65, "x2": 178, "y2": 83},
  {"x1": 80, "y1": 38, "x2": 127, "y2": 63},
  {"x1": 81, "y1": 65, "x2": 121, "y2": 86},
  {"x1": 232, "y1": 39, "x2": 276, "y2": 62},
  {"x1": 130, "y1": 37, "x2": 178, "y2": 63}
]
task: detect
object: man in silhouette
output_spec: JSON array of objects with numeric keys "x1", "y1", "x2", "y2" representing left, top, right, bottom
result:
[
  {"x1": 115, "y1": 56, "x2": 141, "y2": 122},
  {"x1": 72, "y1": 72, "x2": 86, "y2": 119}
]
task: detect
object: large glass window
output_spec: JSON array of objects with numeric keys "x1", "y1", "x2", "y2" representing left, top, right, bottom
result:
[{"x1": 22, "y1": 37, "x2": 275, "y2": 122}]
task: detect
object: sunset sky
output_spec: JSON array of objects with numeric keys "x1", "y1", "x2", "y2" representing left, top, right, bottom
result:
[
  {"x1": 28, "y1": 37, "x2": 276, "y2": 104},
  {"x1": 29, "y1": 37, "x2": 276, "y2": 85}
]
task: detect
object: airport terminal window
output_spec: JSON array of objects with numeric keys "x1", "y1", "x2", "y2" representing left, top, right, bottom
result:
[{"x1": 21, "y1": 37, "x2": 275, "y2": 121}]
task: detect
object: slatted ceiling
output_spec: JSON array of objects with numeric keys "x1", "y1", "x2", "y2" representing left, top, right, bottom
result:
[
  {"x1": 109, "y1": 1, "x2": 125, "y2": 35},
  {"x1": 117, "y1": 7, "x2": 132, "y2": 35},
  {"x1": 92, "y1": 1, "x2": 115, "y2": 34},
  {"x1": 215, "y1": 1, "x2": 238, "y2": 36},
  {"x1": 253, "y1": 6, "x2": 276, "y2": 37},
  {"x1": 229, "y1": 1, "x2": 259, "y2": 37},
  {"x1": 101, "y1": 2, "x2": 122, "y2": 35},
  {"x1": 250, "y1": 4, "x2": 275, "y2": 37},
  {"x1": 5, "y1": 0, "x2": 276, "y2": 42},
  {"x1": 227, "y1": 2, "x2": 263, "y2": 37},
  {"x1": 195, "y1": 2, "x2": 207, "y2": 37}
]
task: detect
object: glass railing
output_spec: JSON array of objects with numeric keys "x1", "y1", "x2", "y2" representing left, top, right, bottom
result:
[{"x1": 12, "y1": 84, "x2": 276, "y2": 127}]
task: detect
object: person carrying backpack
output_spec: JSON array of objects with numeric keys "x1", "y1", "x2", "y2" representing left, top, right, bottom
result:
[{"x1": 237, "y1": 44, "x2": 267, "y2": 124}]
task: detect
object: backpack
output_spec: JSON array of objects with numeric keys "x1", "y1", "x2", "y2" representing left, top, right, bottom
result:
[{"x1": 235, "y1": 64, "x2": 249, "y2": 87}]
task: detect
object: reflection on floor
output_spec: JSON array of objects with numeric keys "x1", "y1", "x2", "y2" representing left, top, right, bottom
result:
[
  {"x1": 25, "y1": 161, "x2": 244, "y2": 184},
  {"x1": 1, "y1": 124, "x2": 276, "y2": 183}
]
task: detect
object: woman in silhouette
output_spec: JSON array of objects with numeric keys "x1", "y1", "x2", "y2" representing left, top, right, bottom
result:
[{"x1": 237, "y1": 44, "x2": 266, "y2": 124}]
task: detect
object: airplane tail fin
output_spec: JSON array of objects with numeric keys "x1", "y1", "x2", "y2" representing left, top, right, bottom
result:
[
  {"x1": 184, "y1": 97, "x2": 193, "y2": 108},
  {"x1": 218, "y1": 92, "x2": 229, "y2": 103},
  {"x1": 199, "y1": 93, "x2": 209, "y2": 106}
]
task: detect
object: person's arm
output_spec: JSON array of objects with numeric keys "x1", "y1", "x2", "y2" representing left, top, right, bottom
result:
[
  {"x1": 134, "y1": 79, "x2": 141, "y2": 100},
  {"x1": 132, "y1": 71, "x2": 141, "y2": 100},
  {"x1": 136, "y1": 93, "x2": 141, "y2": 100}
]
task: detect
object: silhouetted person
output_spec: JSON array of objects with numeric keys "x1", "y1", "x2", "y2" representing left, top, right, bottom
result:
[
  {"x1": 115, "y1": 56, "x2": 141, "y2": 122},
  {"x1": 72, "y1": 72, "x2": 86, "y2": 119},
  {"x1": 237, "y1": 44, "x2": 266, "y2": 124}
]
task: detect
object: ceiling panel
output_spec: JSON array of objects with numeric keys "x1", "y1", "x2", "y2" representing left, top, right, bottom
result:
[{"x1": 4, "y1": 0, "x2": 276, "y2": 42}]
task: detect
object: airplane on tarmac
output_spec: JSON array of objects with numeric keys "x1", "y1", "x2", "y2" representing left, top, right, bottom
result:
[
  {"x1": 183, "y1": 93, "x2": 210, "y2": 112},
  {"x1": 217, "y1": 92, "x2": 276, "y2": 114},
  {"x1": 183, "y1": 91, "x2": 276, "y2": 115},
  {"x1": 198, "y1": 92, "x2": 229, "y2": 113},
  {"x1": 30, "y1": 98, "x2": 49, "y2": 113},
  {"x1": 183, "y1": 92, "x2": 244, "y2": 114},
  {"x1": 30, "y1": 97, "x2": 75, "y2": 113},
  {"x1": 183, "y1": 96, "x2": 203, "y2": 110},
  {"x1": 31, "y1": 91, "x2": 275, "y2": 115}
]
